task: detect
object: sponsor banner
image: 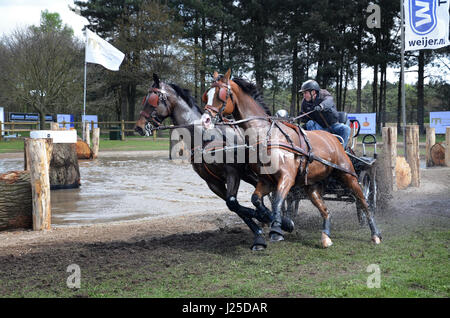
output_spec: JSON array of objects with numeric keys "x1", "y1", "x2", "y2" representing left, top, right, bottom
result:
[
  {"x1": 404, "y1": 0, "x2": 449, "y2": 51},
  {"x1": 430, "y1": 111, "x2": 450, "y2": 134},
  {"x1": 348, "y1": 113, "x2": 376, "y2": 135},
  {"x1": 82, "y1": 115, "x2": 99, "y2": 129},
  {"x1": 9, "y1": 112, "x2": 53, "y2": 122},
  {"x1": 57, "y1": 114, "x2": 75, "y2": 129}
]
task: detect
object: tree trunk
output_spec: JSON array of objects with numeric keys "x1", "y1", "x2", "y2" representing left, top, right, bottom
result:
[
  {"x1": 356, "y1": 24, "x2": 362, "y2": 113},
  {"x1": 290, "y1": 39, "x2": 298, "y2": 116},
  {"x1": 372, "y1": 64, "x2": 378, "y2": 114},
  {"x1": 0, "y1": 171, "x2": 33, "y2": 231}
]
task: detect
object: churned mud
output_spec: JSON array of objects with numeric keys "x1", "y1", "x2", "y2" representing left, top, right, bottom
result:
[{"x1": 0, "y1": 151, "x2": 449, "y2": 297}]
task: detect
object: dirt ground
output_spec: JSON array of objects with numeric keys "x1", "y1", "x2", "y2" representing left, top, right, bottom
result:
[{"x1": 0, "y1": 152, "x2": 449, "y2": 297}]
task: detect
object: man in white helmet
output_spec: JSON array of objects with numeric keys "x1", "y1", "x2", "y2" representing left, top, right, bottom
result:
[{"x1": 298, "y1": 79, "x2": 351, "y2": 149}]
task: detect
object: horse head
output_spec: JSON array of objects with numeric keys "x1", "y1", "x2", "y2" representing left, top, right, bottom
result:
[
  {"x1": 201, "y1": 69, "x2": 237, "y2": 129},
  {"x1": 135, "y1": 73, "x2": 174, "y2": 136}
]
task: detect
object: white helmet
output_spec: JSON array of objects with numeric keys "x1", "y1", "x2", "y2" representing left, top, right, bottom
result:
[{"x1": 275, "y1": 109, "x2": 289, "y2": 118}]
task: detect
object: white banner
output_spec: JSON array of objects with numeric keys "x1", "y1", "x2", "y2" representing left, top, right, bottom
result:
[
  {"x1": 404, "y1": 0, "x2": 450, "y2": 51},
  {"x1": 348, "y1": 113, "x2": 377, "y2": 134},
  {"x1": 430, "y1": 111, "x2": 450, "y2": 134},
  {"x1": 85, "y1": 28, "x2": 125, "y2": 71}
]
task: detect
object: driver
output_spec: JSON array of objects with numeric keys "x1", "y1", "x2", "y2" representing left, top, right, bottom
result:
[{"x1": 298, "y1": 79, "x2": 351, "y2": 149}]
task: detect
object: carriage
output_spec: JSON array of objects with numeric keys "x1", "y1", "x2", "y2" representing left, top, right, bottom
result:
[{"x1": 281, "y1": 116, "x2": 379, "y2": 227}]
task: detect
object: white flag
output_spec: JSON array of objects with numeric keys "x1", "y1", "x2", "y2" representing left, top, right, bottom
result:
[
  {"x1": 85, "y1": 28, "x2": 125, "y2": 71},
  {"x1": 404, "y1": 0, "x2": 449, "y2": 51}
]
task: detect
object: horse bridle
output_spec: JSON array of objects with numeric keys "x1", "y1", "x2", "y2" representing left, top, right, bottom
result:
[
  {"x1": 203, "y1": 80, "x2": 234, "y2": 124},
  {"x1": 140, "y1": 87, "x2": 169, "y2": 131}
]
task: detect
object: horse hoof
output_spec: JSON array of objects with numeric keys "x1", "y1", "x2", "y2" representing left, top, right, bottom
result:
[
  {"x1": 372, "y1": 235, "x2": 381, "y2": 244},
  {"x1": 281, "y1": 217, "x2": 295, "y2": 233},
  {"x1": 251, "y1": 244, "x2": 266, "y2": 251},
  {"x1": 270, "y1": 233, "x2": 284, "y2": 242},
  {"x1": 321, "y1": 233, "x2": 333, "y2": 248}
]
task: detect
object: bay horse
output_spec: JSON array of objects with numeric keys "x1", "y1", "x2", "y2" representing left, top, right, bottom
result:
[
  {"x1": 134, "y1": 74, "x2": 294, "y2": 250},
  {"x1": 201, "y1": 70, "x2": 382, "y2": 248}
]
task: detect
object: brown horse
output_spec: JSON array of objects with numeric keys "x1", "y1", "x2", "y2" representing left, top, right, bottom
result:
[
  {"x1": 135, "y1": 74, "x2": 294, "y2": 250},
  {"x1": 201, "y1": 70, "x2": 381, "y2": 248}
]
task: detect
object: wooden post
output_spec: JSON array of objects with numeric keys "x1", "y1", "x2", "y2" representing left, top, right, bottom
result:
[
  {"x1": 425, "y1": 127, "x2": 435, "y2": 167},
  {"x1": 382, "y1": 127, "x2": 397, "y2": 191},
  {"x1": 121, "y1": 120, "x2": 125, "y2": 141},
  {"x1": 0, "y1": 121, "x2": 3, "y2": 141},
  {"x1": 92, "y1": 127, "x2": 100, "y2": 159},
  {"x1": 85, "y1": 121, "x2": 91, "y2": 147},
  {"x1": 26, "y1": 138, "x2": 53, "y2": 230},
  {"x1": 406, "y1": 125, "x2": 420, "y2": 187},
  {"x1": 446, "y1": 127, "x2": 450, "y2": 167}
]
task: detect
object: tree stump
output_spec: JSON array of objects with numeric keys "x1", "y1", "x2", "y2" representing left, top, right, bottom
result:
[
  {"x1": 425, "y1": 127, "x2": 435, "y2": 167},
  {"x1": 395, "y1": 156, "x2": 412, "y2": 190},
  {"x1": 0, "y1": 171, "x2": 32, "y2": 231},
  {"x1": 49, "y1": 143, "x2": 81, "y2": 189},
  {"x1": 76, "y1": 137, "x2": 93, "y2": 159},
  {"x1": 406, "y1": 125, "x2": 420, "y2": 187},
  {"x1": 25, "y1": 138, "x2": 81, "y2": 189},
  {"x1": 430, "y1": 143, "x2": 445, "y2": 166}
]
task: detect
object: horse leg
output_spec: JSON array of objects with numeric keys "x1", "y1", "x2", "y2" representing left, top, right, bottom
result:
[
  {"x1": 306, "y1": 184, "x2": 333, "y2": 248},
  {"x1": 338, "y1": 173, "x2": 382, "y2": 244},
  {"x1": 224, "y1": 166, "x2": 266, "y2": 251},
  {"x1": 267, "y1": 174, "x2": 296, "y2": 242}
]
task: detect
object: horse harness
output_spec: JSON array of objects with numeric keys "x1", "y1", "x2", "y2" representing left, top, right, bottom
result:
[{"x1": 264, "y1": 120, "x2": 357, "y2": 184}]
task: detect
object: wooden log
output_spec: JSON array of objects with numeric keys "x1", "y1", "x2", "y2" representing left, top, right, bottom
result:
[
  {"x1": 395, "y1": 156, "x2": 411, "y2": 190},
  {"x1": 382, "y1": 126, "x2": 397, "y2": 191},
  {"x1": 0, "y1": 171, "x2": 33, "y2": 230},
  {"x1": 430, "y1": 143, "x2": 445, "y2": 166},
  {"x1": 425, "y1": 127, "x2": 435, "y2": 167},
  {"x1": 49, "y1": 143, "x2": 81, "y2": 189},
  {"x1": 51, "y1": 122, "x2": 59, "y2": 131},
  {"x1": 446, "y1": 127, "x2": 450, "y2": 167},
  {"x1": 92, "y1": 127, "x2": 100, "y2": 159},
  {"x1": 121, "y1": 120, "x2": 125, "y2": 141},
  {"x1": 406, "y1": 125, "x2": 420, "y2": 187},
  {"x1": 26, "y1": 138, "x2": 52, "y2": 230},
  {"x1": 84, "y1": 122, "x2": 91, "y2": 147}
]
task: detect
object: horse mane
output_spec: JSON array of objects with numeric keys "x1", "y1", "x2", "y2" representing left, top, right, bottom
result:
[
  {"x1": 168, "y1": 83, "x2": 203, "y2": 114},
  {"x1": 232, "y1": 78, "x2": 271, "y2": 116}
]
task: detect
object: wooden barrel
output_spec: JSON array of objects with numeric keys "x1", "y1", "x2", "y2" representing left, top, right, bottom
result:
[
  {"x1": 430, "y1": 143, "x2": 445, "y2": 166},
  {"x1": 0, "y1": 171, "x2": 33, "y2": 231}
]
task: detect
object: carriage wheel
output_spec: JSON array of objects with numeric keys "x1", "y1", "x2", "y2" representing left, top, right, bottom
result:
[{"x1": 356, "y1": 169, "x2": 377, "y2": 226}]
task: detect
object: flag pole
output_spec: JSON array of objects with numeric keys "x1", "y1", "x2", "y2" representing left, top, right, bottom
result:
[
  {"x1": 83, "y1": 29, "x2": 87, "y2": 142},
  {"x1": 400, "y1": 0, "x2": 407, "y2": 159}
]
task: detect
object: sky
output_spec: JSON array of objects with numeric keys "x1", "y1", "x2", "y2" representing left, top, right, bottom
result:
[{"x1": 0, "y1": 0, "x2": 448, "y2": 86}]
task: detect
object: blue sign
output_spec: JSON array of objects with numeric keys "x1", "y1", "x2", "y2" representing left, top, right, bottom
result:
[
  {"x1": 9, "y1": 112, "x2": 53, "y2": 122},
  {"x1": 409, "y1": 0, "x2": 437, "y2": 35}
]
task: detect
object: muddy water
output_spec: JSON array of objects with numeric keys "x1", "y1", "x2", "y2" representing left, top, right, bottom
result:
[{"x1": 0, "y1": 153, "x2": 254, "y2": 227}]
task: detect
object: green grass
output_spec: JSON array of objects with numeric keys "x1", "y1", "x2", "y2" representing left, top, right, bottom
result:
[
  {"x1": 0, "y1": 136, "x2": 170, "y2": 153},
  {"x1": 1, "y1": 220, "x2": 448, "y2": 298}
]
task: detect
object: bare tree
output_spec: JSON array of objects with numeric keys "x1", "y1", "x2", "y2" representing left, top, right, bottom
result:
[{"x1": 0, "y1": 24, "x2": 83, "y2": 128}]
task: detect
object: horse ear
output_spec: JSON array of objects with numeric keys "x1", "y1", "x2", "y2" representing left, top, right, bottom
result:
[
  {"x1": 153, "y1": 73, "x2": 160, "y2": 88},
  {"x1": 224, "y1": 69, "x2": 231, "y2": 82}
]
